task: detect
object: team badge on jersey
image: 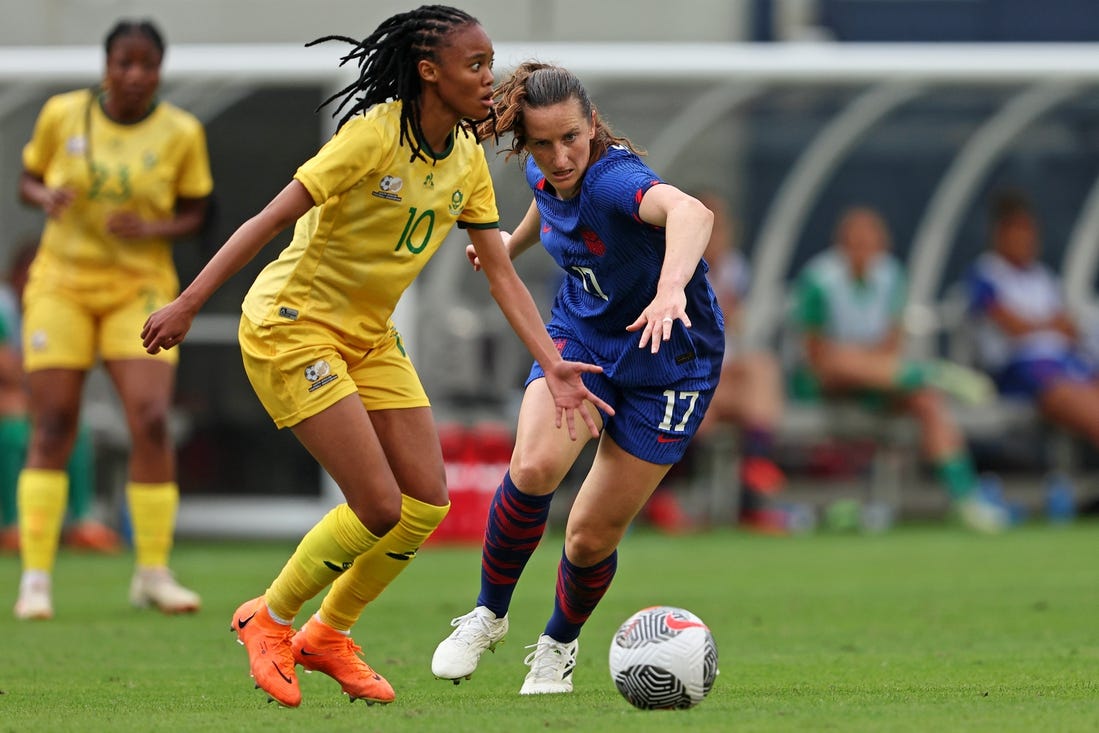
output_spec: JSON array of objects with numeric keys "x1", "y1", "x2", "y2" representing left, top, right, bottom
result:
[
  {"x1": 65, "y1": 136, "x2": 87, "y2": 155},
  {"x1": 305, "y1": 359, "x2": 337, "y2": 392},
  {"x1": 448, "y1": 189, "x2": 464, "y2": 216},
  {"x1": 373, "y1": 175, "x2": 403, "y2": 202}
]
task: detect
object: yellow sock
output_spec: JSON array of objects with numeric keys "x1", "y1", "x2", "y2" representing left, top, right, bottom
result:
[
  {"x1": 320, "y1": 496, "x2": 449, "y2": 631},
  {"x1": 126, "y1": 482, "x2": 179, "y2": 568},
  {"x1": 17, "y1": 469, "x2": 68, "y2": 572},
  {"x1": 265, "y1": 503, "x2": 383, "y2": 623}
]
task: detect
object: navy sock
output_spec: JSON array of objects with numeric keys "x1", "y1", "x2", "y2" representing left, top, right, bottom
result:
[
  {"x1": 476, "y1": 471, "x2": 552, "y2": 618},
  {"x1": 543, "y1": 549, "x2": 618, "y2": 643}
]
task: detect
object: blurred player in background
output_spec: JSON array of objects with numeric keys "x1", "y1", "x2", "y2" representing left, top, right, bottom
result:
[
  {"x1": 0, "y1": 240, "x2": 121, "y2": 555},
  {"x1": 432, "y1": 61, "x2": 724, "y2": 695},
  {"x1": 968, "y1": 189, "x2": 1099, "y2": 451},
  {"x1": 14, "y1": 19, "x2": 211, "y2": 620},
  {"x1": 693, "y1": 191, "x2": 789, "y2": 532},
  {"x1": 142, "y1": 5, "x2": 608, "y2": 709},
  {"x1": 792, "y1": 206, "x2": 1008, "y2": 533}
]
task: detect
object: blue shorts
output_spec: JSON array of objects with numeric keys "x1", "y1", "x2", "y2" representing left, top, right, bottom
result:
[
  {"x1": 526, "y1": 326, "x2": 721, "y2": 465},
  {"x1": 995, "y1": 353, "x2": 1099, "y2": 399}
]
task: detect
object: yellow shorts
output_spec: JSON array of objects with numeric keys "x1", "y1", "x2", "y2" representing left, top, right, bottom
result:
[
  {"x1": 22, "y1": 270, "x2": 178, "y2": 372},
  {"x1": 238, "y1": 316, "x2": 429, "y2": 429}
]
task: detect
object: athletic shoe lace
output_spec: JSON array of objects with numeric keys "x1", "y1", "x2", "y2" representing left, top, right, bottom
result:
[{"x1": 522, "y1": 637, "x2": 576, "y2": 682}]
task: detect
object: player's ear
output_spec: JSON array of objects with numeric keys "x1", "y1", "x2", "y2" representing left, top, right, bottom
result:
[{"x1": 419, "y1": 59, "x2": 438, "y2": 83}]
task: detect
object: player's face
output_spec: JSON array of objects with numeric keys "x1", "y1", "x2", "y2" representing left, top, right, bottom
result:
[
  {"x1": 995, "y1": 212, "x2": 1039, "y2": 266},
  {"x1": 839, "y1": 212, "x2": 888, "y2": 276},
  {"x1": 103, "y1": 33, "x2": 162, "y2": 119},
  {"x1": 522, "y1": 99, "x2": 596, "y2": 200},
  {"x1": 426, "y1": 23, "x2": 496, "y2": 122}
]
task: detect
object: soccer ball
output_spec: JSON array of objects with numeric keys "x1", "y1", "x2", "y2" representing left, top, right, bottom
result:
[{"x1": 608, "y1": 605, "x2": 718, "y2": 710}]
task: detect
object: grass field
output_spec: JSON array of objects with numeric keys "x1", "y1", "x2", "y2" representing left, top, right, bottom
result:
[{"x1": 2, "y1": 522, "x2": 1097, "y2": 733}]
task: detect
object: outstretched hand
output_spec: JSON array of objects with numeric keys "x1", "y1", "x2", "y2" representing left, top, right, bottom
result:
[
  {"x1": 544, "y1": 359, "x2": 615, "y2": 440},
  {"x1": 626, "y1": 291, "x2": 691, "y2": 353},
  {"x1": 141, "y1": 298, "x2": 197, "y2": 354}
]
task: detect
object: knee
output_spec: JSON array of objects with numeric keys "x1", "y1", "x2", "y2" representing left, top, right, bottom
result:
[
  {"x1": 508, "y1": 454, "x2": 562, "y2": 494},
  {"x1": 564, "y1": 525, "x2": 616, "y2": 567},
  {"x1": 130, "y1": 401, "x2": 172, "y2": 446},
  {"x1": 348, "y1": 494, "x2": 402, "y2": 537},
  {"x1": 30, "y1": 410, "x2": 79, "y2": 453}
]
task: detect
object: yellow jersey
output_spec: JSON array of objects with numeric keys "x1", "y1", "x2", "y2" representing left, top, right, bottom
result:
[
  {"x1": 22, "y1": 89, "x2": 213, "y2": 288},
  {"x1": 242, "y1": 101, "x2": 499, "y2": 350}
]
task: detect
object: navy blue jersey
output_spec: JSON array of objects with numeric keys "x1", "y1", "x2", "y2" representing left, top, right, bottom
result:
[{"x1": 527, "y1": 147, "x2": 725, "y2": 388}]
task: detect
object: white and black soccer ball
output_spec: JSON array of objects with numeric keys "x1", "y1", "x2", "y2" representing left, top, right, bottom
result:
[{"x1": 608, "y1": 605, "x2": 718, "y2": 710}]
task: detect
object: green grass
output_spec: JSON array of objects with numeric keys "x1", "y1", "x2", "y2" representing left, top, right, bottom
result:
[{"x1": 2, "y1": 523, "x2": 1097, "y2": 732}]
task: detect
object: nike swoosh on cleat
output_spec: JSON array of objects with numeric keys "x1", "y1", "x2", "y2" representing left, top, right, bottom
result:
[
  {"x1": 299, "y1": 649, "x2": 321, "y2": 657},
  {"x1": 236, "y1": 611, "x2": 258, "y2": 629},
  {"x1": 385, "y1": 550, "x2": 418, "y2": 561},
  {"x1": 271, "y1": 661, "x2": 294, "y2": 684}
]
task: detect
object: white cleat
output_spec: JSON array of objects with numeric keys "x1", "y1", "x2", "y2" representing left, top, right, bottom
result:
[
  {"x1": 955, "y1": 495, "x2": 1010, "y2": 534},
  {"x1": 432, "y1": 606, "x2": 508, "y2": 682},
  {"x1": 14, "y1": 572, "x2": 53, "y2": 620},
  {"x1": 130, "y1": 567, "x2": 201, "y2": 614},
  {"x1": 519, "y1": 634, "x2": 578, "y2": 695}
]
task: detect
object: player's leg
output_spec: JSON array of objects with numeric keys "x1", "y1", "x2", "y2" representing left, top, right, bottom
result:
[
  {"x1": 902, "y1": 389, "x2": 1006, "y2": 533},
  {"x1": 521, "y1": 435, "x2": 672, "y2": 695},
  {"x1": 300, "y1": 404, "x2": 447, "y2": 705},
  {"x1": 0, "y1": 415, "x2": 29, "y2": 553},
  {"x1": 105, "y1": 357, "x2": 200, "y2": 613},
  {"x1": 432, "y1": 376, "x2": 599, "y2": 682},
  {"x1": 15, "y1": 368, "x2": 85, "y2": 620}
]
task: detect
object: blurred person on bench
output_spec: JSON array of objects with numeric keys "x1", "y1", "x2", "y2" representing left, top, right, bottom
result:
[
  {"x1": 968, "y1": 189, "x2": 1099, "y2": 462},
  {"x1": 792, "y1": 206, "x2": 1007, "y2": 533}
]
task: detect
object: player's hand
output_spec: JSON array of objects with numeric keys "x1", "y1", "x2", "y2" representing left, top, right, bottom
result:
[
  {"x1": 107, "y1": 211, "x2": 150, "y2": 239},
  {"x1": 141, "y1": 299, "x2": 196, "y2": 354},
  {"x1": 544, "y1": 359, "x2": 615, "y2": 440},
  {"x1": 626, "y1": 291, "x2": 691, "y2": 354},
  {"x1": 41, "y1": 187, "x2": 75, "y2": 219}
]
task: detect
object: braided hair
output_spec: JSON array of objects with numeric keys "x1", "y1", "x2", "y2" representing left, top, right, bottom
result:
[
  {"x1": 487, "y1": 61, "x2": 641, "y2": 163},
  {"x1": 308, "y1": 5, "x2": 483, "y2": 163},
  {"x1": 104, "y1": 19, "x2": 165, "y2": 57}
]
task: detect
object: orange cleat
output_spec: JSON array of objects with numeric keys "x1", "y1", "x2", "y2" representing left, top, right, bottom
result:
[
  {"x1": 740, "y1": 456, "x2": 787, "y2": 495},
  {"x1": 63, "y1": 520, "x2": 123, "y2": 554},
  {"x1": 292, "y1": 616, "x2": 395, "y2": 705},
  {"x1": 230, "y1": 596, "x2": 301, "y2": 708}
]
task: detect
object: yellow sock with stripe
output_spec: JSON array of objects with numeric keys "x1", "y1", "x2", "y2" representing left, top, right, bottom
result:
[
  {"x1": 127, "y1": 482, "x2": 179, "y2": 568},
  {"x1": 319, "y1": 496, "x2": 450, "y2": 630},
  {"x1": 265, "y1": 503, "x2": 383, "y2": 623},
  {"x1": 17, "y1": 469, "x2": 67, "y2": 572}
]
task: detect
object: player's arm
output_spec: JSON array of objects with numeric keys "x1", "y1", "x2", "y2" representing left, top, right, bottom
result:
[
  {"x1": 465, "y1": 198, "x2": 541, "y2": 271},
  {"x1": 469, "y1": 226, "x2": 613, "y2": 439},
  {"x1": 19, "y1": 170, "x2": 74, "y2": 219},
  {"x1": 142, "y1": 180, "x2": 314, "y2": 353},
  {"x1": 627, "y1": 184, "x2": 714, "y2": 352},
  {"x1": 107, "y1": 196, "x2": 209, "y2": 240}
]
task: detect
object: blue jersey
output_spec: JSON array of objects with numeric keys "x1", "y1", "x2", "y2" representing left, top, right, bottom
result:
[
  {"x1": 524, "y1": 147, "x2": 724, "y2": 464},
  {"x1": 528, "y1": 147, "x2": 724, "y2": 388}
]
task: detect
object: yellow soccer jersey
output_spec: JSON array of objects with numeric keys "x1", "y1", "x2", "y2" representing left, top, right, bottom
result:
[
  {"x1": 22, "y1": 89, "x2": 213, "y2": 286},
  {"x1": 242, "y1": 101, "x2": 499, "y2": 349}
]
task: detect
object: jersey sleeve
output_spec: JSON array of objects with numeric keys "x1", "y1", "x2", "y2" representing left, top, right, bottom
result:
[
  {"x1": 967, "y1": 261, "x2": 998, "y2": 314},
  {"x1": 22, "y1": 94, "x2": 66, "y2": 176},
  {"x1": 294, "y1": 115, "x2": 388, "y2": 206},
  {"x1": 587, "y1": 153, "x2": 663, "y2": 222},
  {"x1": 456, "y1": 142, "x2": 499, "y2": 229},
  {"x1": 175, "y1": 116, "x2": 214, "y2": 199}
]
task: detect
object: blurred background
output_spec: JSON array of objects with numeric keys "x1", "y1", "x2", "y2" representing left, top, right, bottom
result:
[{"x1": 2, "y1": 0, "x2": 1099, "y2": 537}]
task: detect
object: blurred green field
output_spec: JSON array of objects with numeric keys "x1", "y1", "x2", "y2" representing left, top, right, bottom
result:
[{"x1": 2, "y1": 522, "x2": 1097, "y2": 733}]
